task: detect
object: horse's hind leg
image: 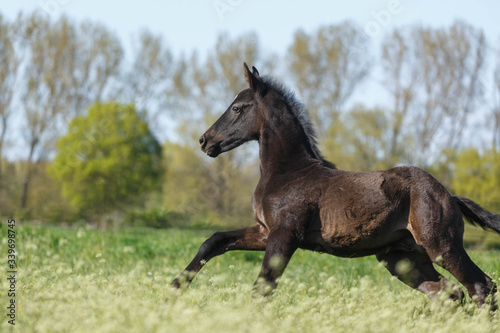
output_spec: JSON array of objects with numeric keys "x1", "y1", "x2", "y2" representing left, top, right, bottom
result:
[
  {"x1": 408, "y1": 183, "x2": 497, "y2": 308},
  {"x1": 376, "y1": 249, "x2": 464, "y2": 301},
  {"x1": 171, "y1": 224, "x2": 267, "y2": 288},
  {"x1": 425, "y1": 245, "x2": 497, "y2": 308}
]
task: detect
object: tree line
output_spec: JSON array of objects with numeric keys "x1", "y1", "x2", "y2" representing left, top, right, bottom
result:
[{"x1": 1, "y1": 12, "x2": 500, "y2": 227}]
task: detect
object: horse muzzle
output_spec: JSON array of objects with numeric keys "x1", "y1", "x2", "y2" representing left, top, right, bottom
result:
[{"x1": 199, "y1": 134, "x2": 222, "y2": 158}]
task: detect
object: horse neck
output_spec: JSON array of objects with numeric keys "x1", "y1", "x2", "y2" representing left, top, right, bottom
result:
[{"x1": 258, "y1": 106, "x2": 318, "y2": 177}]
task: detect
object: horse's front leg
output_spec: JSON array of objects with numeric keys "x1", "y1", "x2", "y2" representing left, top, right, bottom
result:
[
  {"x1": 171, "y1": 224, "x2": 267, "y2": 288},
  {"x1": 253, "y1": 222, "x2": 304, "y2": 296}
]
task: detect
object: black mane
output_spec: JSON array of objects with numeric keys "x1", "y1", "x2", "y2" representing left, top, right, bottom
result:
[{"x1": 260, "y1": 76, "x2": 336, "y2": 169}]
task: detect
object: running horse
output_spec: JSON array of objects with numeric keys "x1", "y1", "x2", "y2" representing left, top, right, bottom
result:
[{"x1": 171, "y1": 63, "x2": 500, "y2": 308}]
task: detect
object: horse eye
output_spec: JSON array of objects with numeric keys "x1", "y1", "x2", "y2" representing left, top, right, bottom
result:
[{"x1": 232, "y1": 106, "x2": 241, "y2": 113}]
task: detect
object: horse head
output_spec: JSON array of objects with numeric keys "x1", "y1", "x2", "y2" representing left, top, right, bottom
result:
[{"x1": 199, "y1": 63, "x2": 264, "y2": 157}]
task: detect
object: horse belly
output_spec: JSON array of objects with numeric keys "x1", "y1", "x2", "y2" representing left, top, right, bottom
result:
[{"x1": 311, "y1": 199, "x2": 408, "y2": 256}]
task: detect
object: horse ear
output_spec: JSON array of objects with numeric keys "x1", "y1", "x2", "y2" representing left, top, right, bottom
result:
[
  {"x1": 252, "y1": 66, "x2": 260, "y2": 78},
  {"x1": 244, "y1": 62, "x2": 263, "y2": 93}
]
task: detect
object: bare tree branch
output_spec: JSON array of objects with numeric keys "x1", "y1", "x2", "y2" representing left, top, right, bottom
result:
[
  {"x1": 0, "y1": 14, "x2": 20, "y2": 179},
  {"x1": 287, "y1": 22, "x2": 372, "y2": 135}
]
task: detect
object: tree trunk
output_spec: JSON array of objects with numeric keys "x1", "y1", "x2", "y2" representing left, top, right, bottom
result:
[
  {"x1": 20, "y1": 139, "x2": 37, "y2": 209},
  {"x1": 0, "y1": 112, "x2": 8, "y2": 180}
]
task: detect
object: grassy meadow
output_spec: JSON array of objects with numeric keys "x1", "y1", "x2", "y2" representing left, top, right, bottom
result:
[{"x1": 2, "y1": 223, "x2": 500, "y2": 333}]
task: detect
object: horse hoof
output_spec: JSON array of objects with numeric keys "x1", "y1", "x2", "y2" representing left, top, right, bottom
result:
[{"x1": 170, "y1": 278, "x2": 181, "y2": 289}]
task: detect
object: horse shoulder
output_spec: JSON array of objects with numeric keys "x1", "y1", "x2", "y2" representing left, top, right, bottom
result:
[{"x1": 251, "y1": 164, "x2": 329, "y2": 231}]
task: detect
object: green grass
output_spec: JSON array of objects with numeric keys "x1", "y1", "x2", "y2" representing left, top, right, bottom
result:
[{"x1": 2, "y1": 223, "x2": 500, "y2": 332}]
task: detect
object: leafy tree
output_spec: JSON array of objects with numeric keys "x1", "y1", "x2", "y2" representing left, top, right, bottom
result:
[
  {"x1": 287, "y1": 22, "x2": 371, "y2": 136},
  {"x1": 165, "y1": 32, "x2": 264, "y2": 227},
  {"x1": 50, "y1": 102, "x2": 162, "y2": 221},
  {"x1": 162, "y1": 141, "x2": 210, "y2": 218},
  {"x1": 20, "y1": 13, "x2": 123, "y2": 209},
  {"x1": 452, "y1": 148, "x2": 500, "y2": 212},
  {"x1": 122, "y1": 29, "x2": 173, "y2": 138},
  {"x1": 162, "y1": 141, "x2": 256, "y2": 228},
  {"x1": 0, "y1": 13, "x2": 20, "y2": 179},
  {"x1": 493, "y1": 39, "x2": 500, "y2": 151},
  {"x1": 171, "y1": 32, "x2": 263, "y2": 141},
  {"x1": 380, "y1": 28, "x2": 417, "y2": 165},
  {"x1": 381, "y1": 21, "x2": 486, "y2": 166},
  {"x1": 324, "y1": 104, "x2": 398, "y2": 171}
]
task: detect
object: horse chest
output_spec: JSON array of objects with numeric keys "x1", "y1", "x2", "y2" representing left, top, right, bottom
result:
[
  {"x1": 252, "y1": 187, "x2": 271, "y2": 230},
  {"x1": 252, "y1": 176, "x2": 317, "y2": 232},
  {"x1": 251, "y1": 179, "x2": 290, "y2": 230}
]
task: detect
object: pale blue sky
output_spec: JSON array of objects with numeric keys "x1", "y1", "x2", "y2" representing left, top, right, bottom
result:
[
  {"x1": 3, "y1": 1, "x2": 499, "y2": 59},
  {"x1": 2, "y1": 1, "x2": 500, "y2": 159}
]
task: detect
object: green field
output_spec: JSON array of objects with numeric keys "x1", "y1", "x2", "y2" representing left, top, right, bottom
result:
[{"x1": 2, "y1": 223, "x2": 500, "y2": 333}]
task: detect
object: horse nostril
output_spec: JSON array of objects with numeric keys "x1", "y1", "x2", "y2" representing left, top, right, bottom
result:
[{"x1": 199, "y1": 135, "x2": 206, "y2": 148}]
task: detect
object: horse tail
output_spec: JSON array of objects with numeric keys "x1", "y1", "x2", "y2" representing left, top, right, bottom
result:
[{"x1": 454, "y1": 196, "x2": 500, "y2": 234}]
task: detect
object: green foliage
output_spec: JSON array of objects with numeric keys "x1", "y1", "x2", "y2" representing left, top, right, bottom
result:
[
  {"x1": 452, "y1": 148, "x2": 500, "y2": 212},
  {"x1": 0, "y1": 159, "x2": 78, "y2": 222},
  {"x1": 162, "y1": 141, "x2": 257, "y2": 228},
  {"x1": 424, "y1": 149, "x2": 457, "y2": 190},
  {"x1": 0, "y1": 159, "x2": 22, "y2": 218},
  {"x1": 6, "y1": 223, "x2": 500, "y2": 332},
  {"x1": 1, "y1": 17, "x2": 498, "y2": 249},
  {"x1": 463, "y1": 224, "x2": 500, "y2": 250},
  {"x1": 123, "y1": 209, "x2": 187, "y2": 229},
  {"x1": 323, "y1": 104, "x2": 400, "y2": 171},
  {"x1": 162, "y1": 141, "x2": 209, "y2": 215},
  {"x1": 163, "y1": 32, "x2": 263, "y2": 229},
  {"x1": 50, "y1": 102, "x2": 162, "y2": 216}
]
